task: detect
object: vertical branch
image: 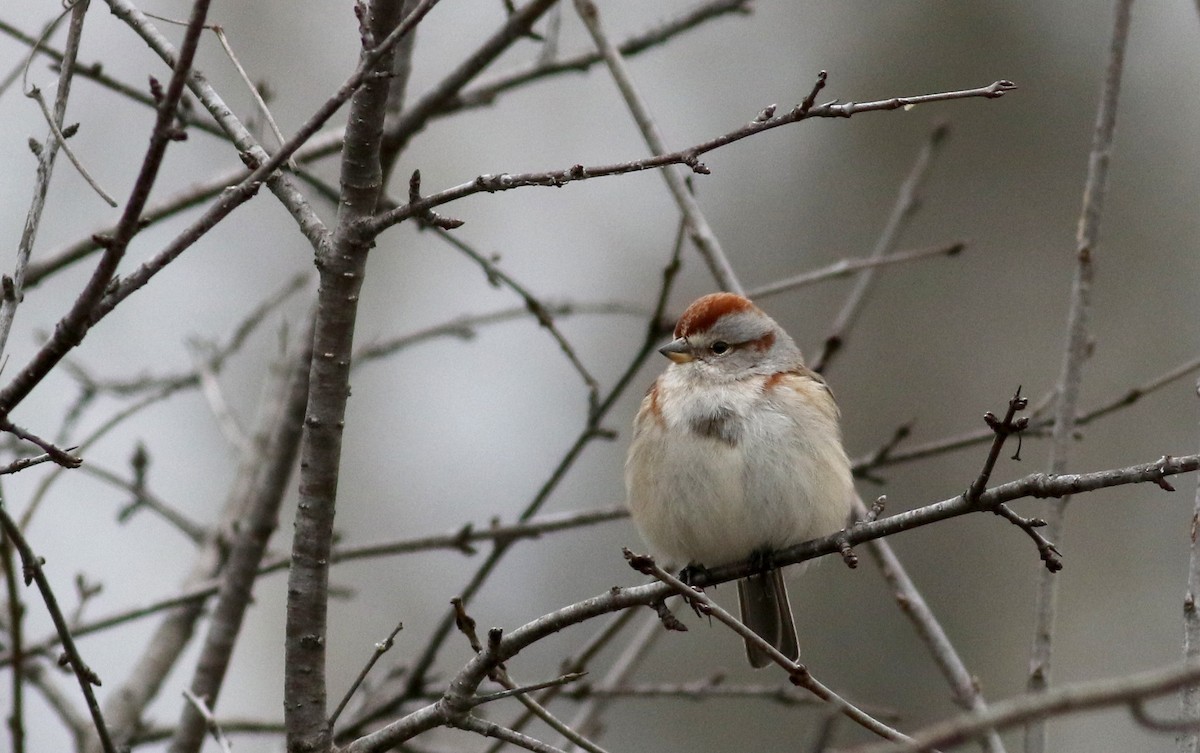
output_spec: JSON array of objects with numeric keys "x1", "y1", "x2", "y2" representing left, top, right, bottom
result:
[
  {"x1": 168, "y1": 328, "x2": 313, "y2": 753},
  {"x1": 0, "y1": 0, "x2": 90, "y2": 362},
  {"x1": 1178, "y1": 379, "x2": 1200, "y2": 753},
  {"x1": 284, "y1": 2, "x2": 408, "y2": 751},
  {"x1": 1025, "y1": 3, "x2": 1133, "y2": 753},
  {"x1": 1, "y1": 486, "x2": 26, "y2": 753}
]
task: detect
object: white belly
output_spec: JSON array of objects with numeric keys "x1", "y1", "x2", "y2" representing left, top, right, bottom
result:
[{"x1": 625, "y1": 373, "x2": 852, "y2": 568}]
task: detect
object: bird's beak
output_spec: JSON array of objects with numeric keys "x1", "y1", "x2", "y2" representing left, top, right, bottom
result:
[{"x1": 659, "y1": 338, "x2": 694, "y2": 364}]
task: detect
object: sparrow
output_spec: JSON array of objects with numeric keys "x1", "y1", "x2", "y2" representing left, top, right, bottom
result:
[{"x1": 625, "y1": 292, "x2": 854, "y2": 667}]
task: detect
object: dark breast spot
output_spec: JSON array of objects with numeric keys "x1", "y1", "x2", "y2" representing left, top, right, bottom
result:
[{"x1": 689, "y1": 406, "x2": 741, "y2": 446}]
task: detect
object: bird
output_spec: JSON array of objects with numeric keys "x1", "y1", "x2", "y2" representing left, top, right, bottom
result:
[{"x1": 625, "y1": 292, "x2": 854, "y2": 667}]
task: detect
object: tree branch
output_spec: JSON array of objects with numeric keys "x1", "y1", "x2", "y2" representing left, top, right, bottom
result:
[{"x1": 1026, "y1": 3, "x2": 1132, "y2": 750}]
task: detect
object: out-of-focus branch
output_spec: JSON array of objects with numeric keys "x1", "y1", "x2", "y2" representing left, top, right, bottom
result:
[
  {"x1": 1178, "y1": 380, "x2": 1200, "y2": 753},
  {"x1": 448, "y1": 0, "x2": 751, "y2": 112},
  {"x1": 0, "y1": 0, "x2": 92, "y2": 363},
  {"x1": 0, "y1": 503, "x2": 116, "y2": 753},
  {"x1": 169, "y1": 327, "x2": 312, "y2": 753},
  {"x1": 748, "y1": 241, "x2": 964, "y2": 301},
  {"x1": 6, "y1": 504, "x2": 630, "y2": 664},
  {"x1": 428, "y1": 226, "x2": 602, "y2": 415},
  {"x1": 853, "y1": 352, "x2": 1200, "y2": 477},
  {"x1": 856, "y1": 492, "x2": 1008, "y2": 753},
  {"x1": 848, "y1": 661, "x2": 1200, "y2": 753},
  {"x1": 338, "y1": 452, "x2": 1200, "y2": 753},
  {"x1": 97, "y1": 312, "x2": 314, "y2": 751},
  {"x1": 378, "y1": 0, "x2": 559, "y2": 166},
  {"x1": 574, "y1": 0, "x2": 743, "y2": 294},
  {"x1": 811, "y1": 123, "x2": 949, "y2": 373},
  {"x1": 632, "y1": 550, "x2": 910, "y2": 742},
  {"x1": 560, "y1": 612, "x2": 662, "y2": 748},
  {"x1": 103, "y1": 0, "x2": 331, "y2": 253},
  {"x1": 0, "y1": 0, "x2": 213, "y2": 420},
  {"x1": 1026, "y1": 4, "x2": 1132, "y2": 750},
  {"x1": 341, "y1": 227, "x2": 684, "y2": 732}
]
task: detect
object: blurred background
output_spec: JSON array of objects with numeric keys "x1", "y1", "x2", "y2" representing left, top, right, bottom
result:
[{"x1": 2, "y1": 0, "x2": 1199, "y2": 750}]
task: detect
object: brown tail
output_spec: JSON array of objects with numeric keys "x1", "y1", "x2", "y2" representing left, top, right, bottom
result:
[{"x1": 736, "y1": 569, "x2": 799, "y2": 668}]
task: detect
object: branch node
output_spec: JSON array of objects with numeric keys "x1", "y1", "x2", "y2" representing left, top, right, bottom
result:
[
  {"x1": 1154, "y1": 455, "x2": 1177, "y2": 492},
  {"x1": 797, "y1": 70, "x2": 828, "y2": 115},
  {"x1": 834, "y1": 531, "x2": 858, "y2": 569},
  {"x1": 408, "y1": 169, "x2": 466, "y2": 229}
]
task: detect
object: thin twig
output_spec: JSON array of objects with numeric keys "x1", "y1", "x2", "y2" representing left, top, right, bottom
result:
[
  {"x1": 856, "y1": 493, "x2": 1009, "y2": 753},
  {"x1": 1179, "y1": 378, "x2": 1200, "y2": 753},
  {"x1": 0, "y1": 12, "x2": 69, "y2": 101},
  {"x1": 561, "y1": 613, "x2": 663, "y2": 746},
  {"x1": 0, "y1": 0, "x2": 214, "y2": 420},
  {"x1": 79, "y1": 462, "x2": 207, "y2": 544},
  {"x1": 181, "y1": 689, "x2": 233, "y2": 753},
  {"x1": 628, "y1": 550, "x2": 912, "y2": 743},
  {"x1": 748, "y1": 241, "x2": 965, "y2": 301},
  {"x1": 26, "y1": 86, "x2": 117, "y2": 206},
  {"x1": 369, "y1": 226, "x2": 684, "y2": 723},
  {"x1": 573, "y1": 0, "x2": 743, "y2": 294},
  {"x1": 1026, "y1": 4, "x2": 1132, "y2": 752},
  {"x1": 853, "y1": 352, "x2": 1200, "y2": 477},
  {"x1": 1, "y1": 492, "x2": 26, "y2": 753},
  {"x1": 0, "y1": 502, "x2": 116, "y2": 753},
  {"x1": 847, "y1": 662, "x2": 1200, "y2": 753},
  {"x1": 342, "y1": 451, "x2": 1200, "y2": 753},
  {"x1": 330, "y1": 620, "x2": 404, "y2": 728},
  {"x1": 450, "y1": 0, "x2": 752, "y2": 112},
  {"x1": 812, "y1": 123, "x2": 950, "y2": 373},
  {"x1": 491, "y1": 608, "x2": 641, "y2": 753},
  {"x1": 369, "y1": 82, "x2": 1012, "y2": 240},
  {"x1": 6, "y1": 504, "x2": 629, "y2": 663},
  {"x1": 568, "y1": 677, "x2": 825, "y2": 706},
  {"x1": 429, "y1": 226, "x2": 602, "y2": 416},
  {"x1": 0, "y1": 0, "x2": 91, "y2": 364},
  {"x1": 210, "y1": 25, "x2": 295, "y2": 167},
  {"x1": 453, "y1": 715, "x2": 568, "y2": 753}
]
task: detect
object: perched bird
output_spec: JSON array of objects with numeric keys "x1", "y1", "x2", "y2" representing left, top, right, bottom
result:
[{"x1": 625, "y1": 292, "x2": 854, "y2": 667}]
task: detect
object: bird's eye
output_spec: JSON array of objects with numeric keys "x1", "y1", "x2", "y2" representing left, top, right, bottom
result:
[{"x1": 710, "y1": 341, "x2": 730, "y2": 355}]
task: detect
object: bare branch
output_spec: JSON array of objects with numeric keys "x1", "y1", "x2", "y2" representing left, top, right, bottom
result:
[
  {"x1": 811, "y1": 123, "x2": 950, "y2": 373},
  {"x1": 450, "y1": 0, "x2": 752, "y2": 112},
  {"x1": 628, "y1": 549, "x2": 911, "y2": 743},
  {"x1": 856, "y1": 492, "x2": 1008, "y2": 753},
  {"x1": 574, "y1": 0, "x2": 743, "y2": 293},
  {"x1": 0, "y1": 503, "x2": 116, "y2": 753},
  {"x1": 428, "y1": 226, "x2": 602, "y2": 416},
  {"x1": 367, "y1": 82, "x2": 1013, "y2": 236},
  {"x1": 848, "y1": 662, "x2": 1200, "y2": 753},
  {"x1": 0, "y1": 0, "x2": 92, "y2": 364},
  {"x1": 1179, "y1": 379, "x2": 1200, "y2": 752},
  {"x1": 1026, "y1": 4, "x2": 1132, "y2": 750},
  {"x1": 748, "y1": 241, "x2": 966, "y2": 301},
  {"x1": 0, "y1": 0, "x2": 214, "y2": 421},
  {"x1": 329, "y1": 620, "x2": 404, "y2": 729}
]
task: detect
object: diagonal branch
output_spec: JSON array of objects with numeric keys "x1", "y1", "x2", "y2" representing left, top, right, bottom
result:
[
  {"x1": 339, "y1": 451, "x2": 1200, "y2": 753},
  {"x1": 366, "y1": 81, "x2": 1014, "y2": 236},
  {"x1": 0, "y1": 503, "x2": 116, "y2": 753}
]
